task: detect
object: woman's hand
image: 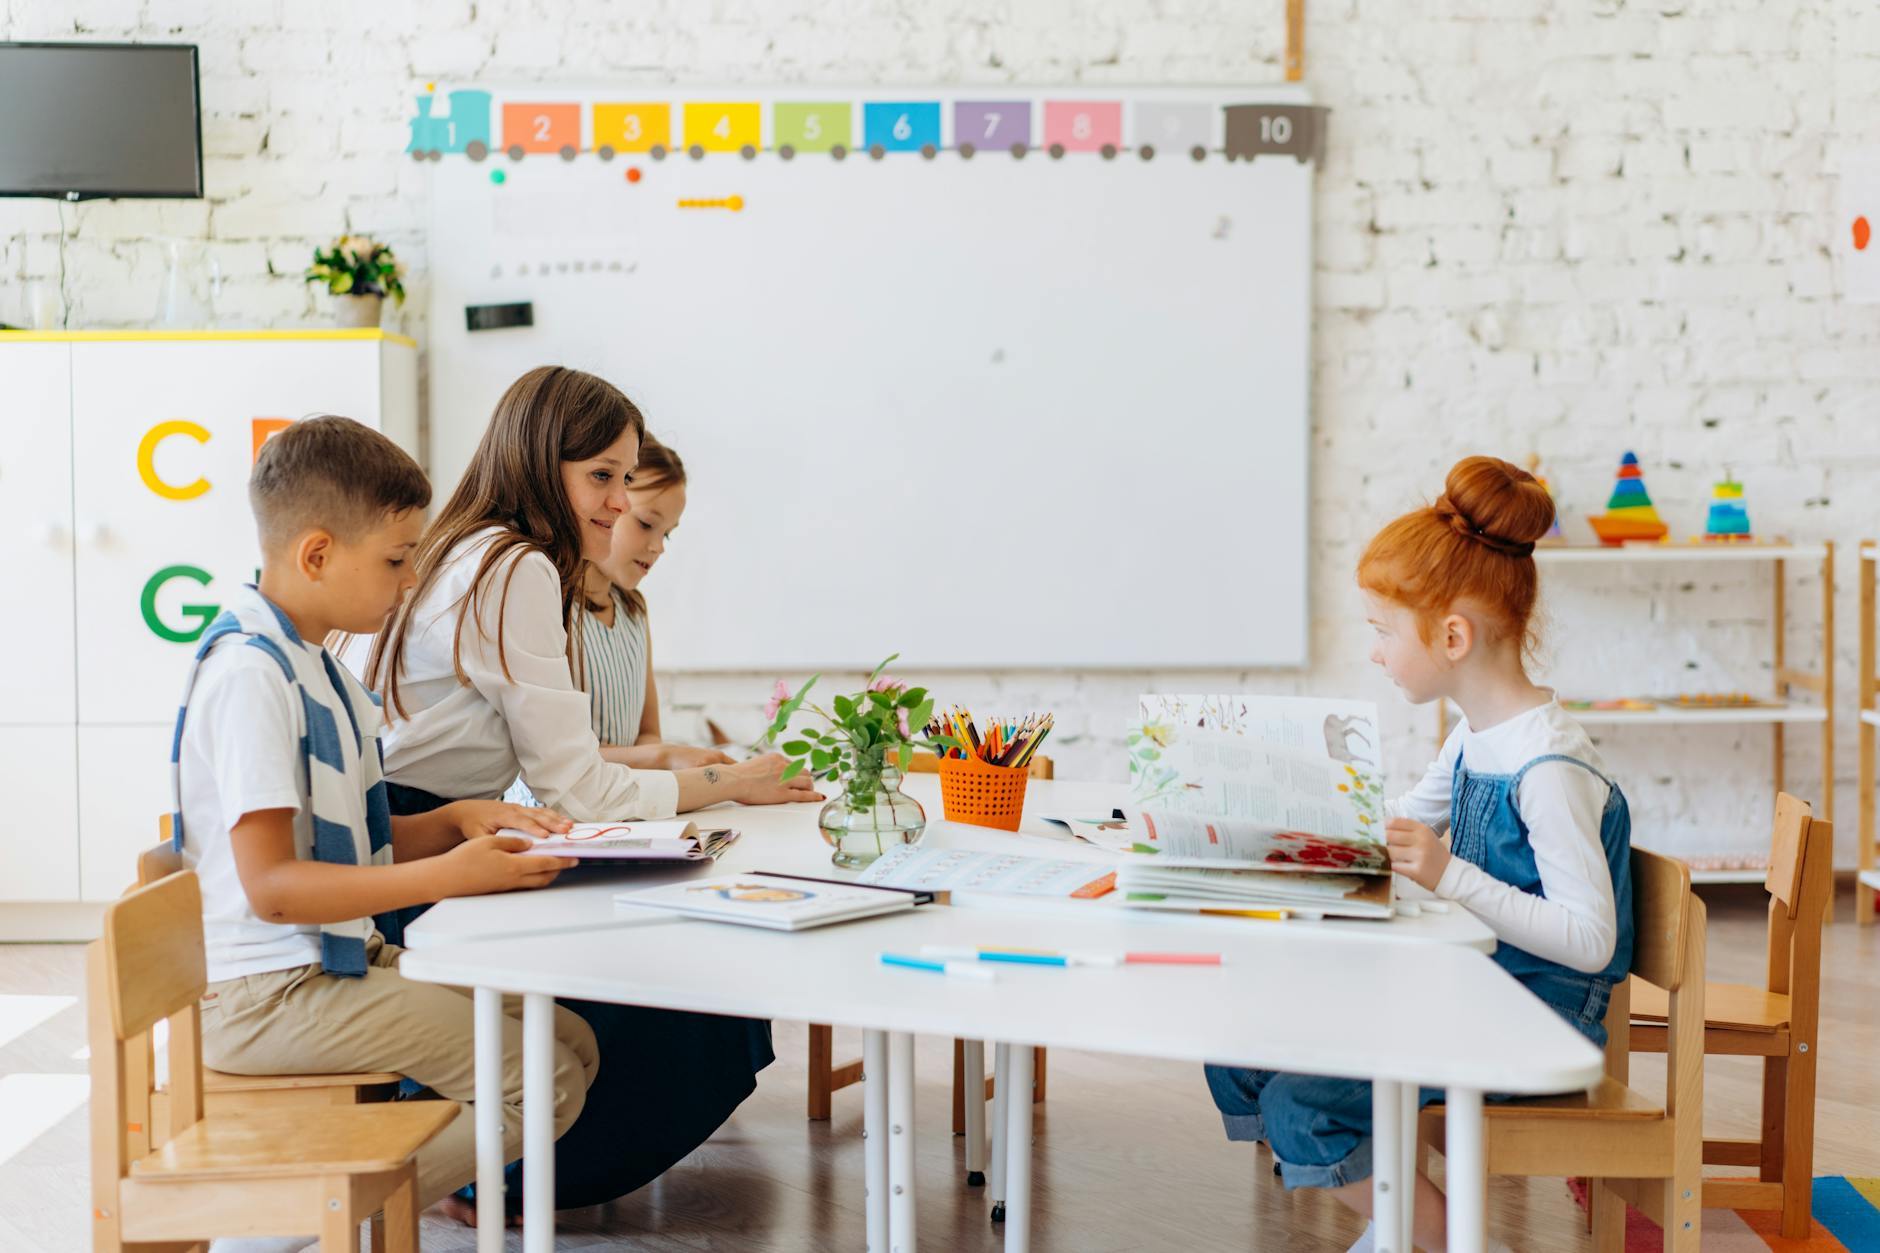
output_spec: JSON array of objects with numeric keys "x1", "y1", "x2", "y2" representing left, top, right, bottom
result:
[
  {"x1": 656, "y1": 743, "x2": 737, "y2": 770},
  {"x1": 1384, "y1": 817, "x2": 1451, "y2": 892},
  {"x1": 724, "y1": 753, "x2": 824, "y2": 805},
  {"x1": 444, "y1": 799, "x2": 574, "y2": 841}
]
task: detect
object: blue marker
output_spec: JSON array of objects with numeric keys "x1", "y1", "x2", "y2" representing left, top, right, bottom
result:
[{"x1": 880, "y1": 952, "x2": 998, "y2": 981}]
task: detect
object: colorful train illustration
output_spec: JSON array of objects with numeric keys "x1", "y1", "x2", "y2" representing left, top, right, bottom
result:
[{"x1": 407, "y1": 91, "x2": 1326, "y2": 166}]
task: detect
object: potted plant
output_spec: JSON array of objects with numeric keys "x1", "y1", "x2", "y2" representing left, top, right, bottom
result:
[
  {"x1": 764, "y1": 655, "x2": 949, "y2": 868},
  {"x1": 305, "y1": 234, "x2": 405, "y2": 328}
]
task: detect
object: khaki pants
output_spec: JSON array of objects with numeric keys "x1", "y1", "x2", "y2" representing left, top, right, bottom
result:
[{"x1": 200, "y1": 934, "x2": 599, "y2": 1208}]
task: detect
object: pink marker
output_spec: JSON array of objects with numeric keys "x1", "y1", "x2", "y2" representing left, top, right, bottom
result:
[{"x1": 1122, "y1": 951, "x2": 1224, "y2": 966}]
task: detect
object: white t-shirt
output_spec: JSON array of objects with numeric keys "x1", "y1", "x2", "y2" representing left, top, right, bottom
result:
[
  {"x1": 342, "y1": 527, "x2": 678, "y2": 820},
  {"x1": 1386, "y1": 697, "x2": 1620, "y2": 975},
  {"x1": 177, "y1": 641, "x2": 324, "y2": 983}
]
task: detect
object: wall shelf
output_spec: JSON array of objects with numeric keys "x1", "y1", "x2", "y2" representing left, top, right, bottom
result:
[{"x1": 1440, "y1": 543, "x2": 1835, "y2": 891}]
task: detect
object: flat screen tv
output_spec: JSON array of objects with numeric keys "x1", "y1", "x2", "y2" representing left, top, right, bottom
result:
[{"x1": 0, "y1": 42, "x2": 202, "y2": 200}]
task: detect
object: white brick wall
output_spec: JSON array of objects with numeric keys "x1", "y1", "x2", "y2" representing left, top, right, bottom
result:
[{"x1": 7, "y1": 0, "x2": 1880, "y2": 865}]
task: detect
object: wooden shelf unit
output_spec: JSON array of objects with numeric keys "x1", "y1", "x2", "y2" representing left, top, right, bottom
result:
[
  {"x1": 1859, "y1": 543, "x2": 1878, "y2": 924},
  {"x1": 1438, "y1": 543, "x2": 1835, "y2": 881}
]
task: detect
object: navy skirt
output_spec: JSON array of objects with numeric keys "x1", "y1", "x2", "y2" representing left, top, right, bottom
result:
[{"x1": 386, "y1": 781, "x2": 775, "y2": 1211}]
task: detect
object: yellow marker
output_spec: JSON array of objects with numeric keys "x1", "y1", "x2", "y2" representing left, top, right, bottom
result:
[
  {"x1": 137, "y1": 419, "x2": 212, "y2": 500},
  {"x1": 1198, "y1": 908, "x2": 1291, "y2": 921}
]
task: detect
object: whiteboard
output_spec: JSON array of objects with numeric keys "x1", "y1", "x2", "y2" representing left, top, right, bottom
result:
[{"x1": 425, "y1": 85, "x2": 1317, "y2": 669}]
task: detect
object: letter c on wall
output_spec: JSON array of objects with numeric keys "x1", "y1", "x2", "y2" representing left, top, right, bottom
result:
[{"x1": 138, "y1": 420, "x2": 212, "y2": 500}]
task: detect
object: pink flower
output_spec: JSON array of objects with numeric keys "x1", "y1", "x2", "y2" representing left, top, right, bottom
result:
[
  {"x1": 897, "y1": 708, "x2": 911, "y2": 737},
  {"x1": 869, "y1": 675, "x2": 901, "y2": 693},
  {"x1": 764, "y1": 679, "x2": 790, "y2": 722}
]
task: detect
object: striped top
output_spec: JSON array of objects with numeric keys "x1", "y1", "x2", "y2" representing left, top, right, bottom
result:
[{"x1": 506, "y1": 589, "x2": 649, "y2": 809}]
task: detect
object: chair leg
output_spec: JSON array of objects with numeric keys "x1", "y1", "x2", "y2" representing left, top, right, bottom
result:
[
  {"x1": 1032, "y1": 1046, "x2": 1047, "y2": 1104},
  {"x1": 319, "y1": 1175, "x2": 358, "y2": 1252},
  {"x1": 1589, "y1": 1178, "x2": 1624, "y2": 1252},
  {"x1": 808, "y1": 1023, "x2": 834, "y2": 1121},
  {"x1": 1781, "y1": 1041, "x2": 1818, "y2": 1239},
  {"x1": 382, "y1": 1163, "x2": 419, "y2": 1253},
  {"x1": 1760, "y1": 1054, "x2": 1786, "y2": 1183},
  {"x1": 1665, "y1": 1171, "x2": 1701, "y2": 1251}
]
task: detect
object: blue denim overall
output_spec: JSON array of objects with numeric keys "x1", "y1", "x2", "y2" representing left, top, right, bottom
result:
[{"x1": 1202, "y1": 751, "x2": 1634, "y2": 1189}]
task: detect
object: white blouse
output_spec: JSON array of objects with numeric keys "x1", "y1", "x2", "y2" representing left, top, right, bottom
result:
[
  {"x1": 344, "y1": 527, "x2": 678, "y2": 821},
  {"x1": 506, "y1": 587, "x2": 649, "y2": 810}
]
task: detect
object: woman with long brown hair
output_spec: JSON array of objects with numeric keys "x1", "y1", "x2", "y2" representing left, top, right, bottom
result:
[{"x1": 349, "y1": 365, "x2": 812, "y2": 1217}]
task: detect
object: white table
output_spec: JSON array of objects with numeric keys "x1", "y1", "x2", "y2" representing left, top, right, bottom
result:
[
  {"x1": 405, "y1": 778, "x2": 1497, "y2": 953},
  {"x1": 400, "y1": 879, "x2": 1600, "y2": 1253}
]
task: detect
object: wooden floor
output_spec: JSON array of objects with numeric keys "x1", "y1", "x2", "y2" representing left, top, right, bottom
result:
[{"x1": 3, "y1": 884, "x2": 1876, "y2": 1251}]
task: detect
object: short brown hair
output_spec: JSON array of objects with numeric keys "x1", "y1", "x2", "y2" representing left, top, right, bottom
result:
[{"x1": 249, "y1": 415, "x2": 431, "y2": 551}]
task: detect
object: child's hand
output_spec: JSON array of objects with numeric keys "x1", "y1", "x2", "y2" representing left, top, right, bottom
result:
[
  {"x1": 1384, "y1": 818, "x2": 1451, "y2": 892},
  {"x1": 437, "y1": 834, "x2": 575, "y2": 896},
  {"x1": 659, "y1": 744, "x2": 737, "y2": 770},
  {"x1": 445, "y1": 800, "x2": 573, "y2": 841}
]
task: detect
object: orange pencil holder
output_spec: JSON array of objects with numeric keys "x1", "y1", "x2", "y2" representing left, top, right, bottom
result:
[{"x1": 936, "y1": 754, "x2": 1030, "y2": 832}]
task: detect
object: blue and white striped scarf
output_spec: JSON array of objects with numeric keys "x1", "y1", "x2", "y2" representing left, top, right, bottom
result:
[{"x1": 169, "y1": 584, "x2": 398, "y2": 975}]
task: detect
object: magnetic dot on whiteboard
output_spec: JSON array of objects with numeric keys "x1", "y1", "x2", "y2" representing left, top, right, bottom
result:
[
  {"x1": 490, "y1": 169, "x2": 506, "y2": 185},
  {"x1": 490, "y1": 265, "x2": 502, "y2": 279},
  {"x1": 626, "y1": 167, "x2": 642, "y2": 184}
]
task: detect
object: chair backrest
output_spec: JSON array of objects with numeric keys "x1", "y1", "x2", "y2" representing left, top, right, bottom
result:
[
  {"x1": 88, "y1": 869, "x2": 208, "y2": 1194},
  {"x1": 1629, "y1": 846, "x2": 1695, "y2": 993},
  {"x1": 1763, "y1": 792, "x2": 1812, "y2": 918},
  {"x1": 1610, "y1": 847, "x2": 1706, "y2": 1144},
  {"x1": 906, "y1": 752, "x2": 1055, "y2": 780},
  {"x1": 1760, "y1": 794, "x2": 1831, "y2": 1019},
  {"x1": 140, "y1": 837, "x2": 183, "y2": 888}
]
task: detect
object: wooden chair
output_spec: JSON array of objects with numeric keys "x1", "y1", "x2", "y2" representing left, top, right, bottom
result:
[
  {"x1": 140, "y1": 829, "x2": 405, "y2": 1119},
  {"x1": 89, "y1": 869, "x2": 457, "y2": 1252},
  {"x1": 806, "y1": 753, "x2": 1055, "y2": 1125},
  {"x1": 1419, "y1": 847, "x2": 1707, "y2": 1251},
  {"x1": 1628, "y1": 793, "x2": 1830, "y2": 1238}
]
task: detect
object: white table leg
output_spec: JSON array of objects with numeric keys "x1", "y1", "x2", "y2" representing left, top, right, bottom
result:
[
  {"x1": 1372, "y1": 1080, "x2": 1404, "y2": 1253},
  {"x1": 963, "y1": 1039, "x2": 987, "y2": 1185},
  {"x1": 888, "y1": 1031, "x2": 916, "y2": 1253},
  {"x1": 1398, "y1": 1082, "x2": 1419, "y2": 1253},
  {"x1": 989, "y1": 1043, "x2": 1010, "y2": 1220},
  {"x1": 522, "y1": 992, "x2": 557, "y2": 1253},
  {"x1": 1002, "y1": 1043, "x2": 1034, "y2": 1253},
  {"x1": 473, "y1": 987, "x2": 504, "y2": 1253},
  {"x1": 1444, "y1": 1086, "x2": 1486, "y2": 1253},
  {"x1": 864, "y1": 1029, "x2": 889, "y2": 1253}
]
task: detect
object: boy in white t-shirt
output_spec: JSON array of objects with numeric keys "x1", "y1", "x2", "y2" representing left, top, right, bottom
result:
[{"x1": 173, "y1": 415, "x2": 597, "y2": 1232}]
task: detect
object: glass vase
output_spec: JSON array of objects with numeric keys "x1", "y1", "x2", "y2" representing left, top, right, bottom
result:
[{"x1": 819, "y1": 758, "x2": 925, "y2": 869}]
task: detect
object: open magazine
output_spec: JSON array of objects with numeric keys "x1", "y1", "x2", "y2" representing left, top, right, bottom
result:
[
  {"x1": 1115, "y1": 694, "x2": 1395, "y2": 919},
  {"x1": 508, "y1": 821, "x2": 739, "y2": 862}
]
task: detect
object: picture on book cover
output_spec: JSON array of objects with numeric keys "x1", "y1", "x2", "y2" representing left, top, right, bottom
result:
[{"x1": 1122, "y1": 694, "x2": 1388, "y2": 872}]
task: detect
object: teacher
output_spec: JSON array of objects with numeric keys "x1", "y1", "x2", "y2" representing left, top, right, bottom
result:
[{"x1": 350, "y1": 364, "x2": 819, "y2": 1214}]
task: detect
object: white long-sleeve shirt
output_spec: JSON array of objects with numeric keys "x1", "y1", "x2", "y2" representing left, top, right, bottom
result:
[
  {"x1": 1387, "y1": 698, "x2": 1619, "y2": 974},
  {"x1": 343, "y1": 527, "x2": 679, "y2": 821}
]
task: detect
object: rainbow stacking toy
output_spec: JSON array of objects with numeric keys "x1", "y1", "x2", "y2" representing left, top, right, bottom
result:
[{"x1": 1587, "y1": 451, "x2": 1669, "y2": 546}]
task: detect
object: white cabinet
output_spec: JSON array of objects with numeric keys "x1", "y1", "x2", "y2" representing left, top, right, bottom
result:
[
  {"x1": 0, "y1": 728, "x2": 80, "y2": 900},
  {"x1": 0, "y1": 330, "x2": 419, "y2": 912},
  {"x1": 0, "y1": 341, "x2": 77, "y2": 723}
]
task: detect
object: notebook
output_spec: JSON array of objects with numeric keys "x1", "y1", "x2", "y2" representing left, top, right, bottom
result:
[
  {"x1": 509, "y1": 821, "x2": 739, "y2": 862},
  {"x1": 613, "y1": 872, "x2": 921, "y2": 930},
  {"x1": 1116, "y1": 694, "x2": 1396, "y2": 919}
]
